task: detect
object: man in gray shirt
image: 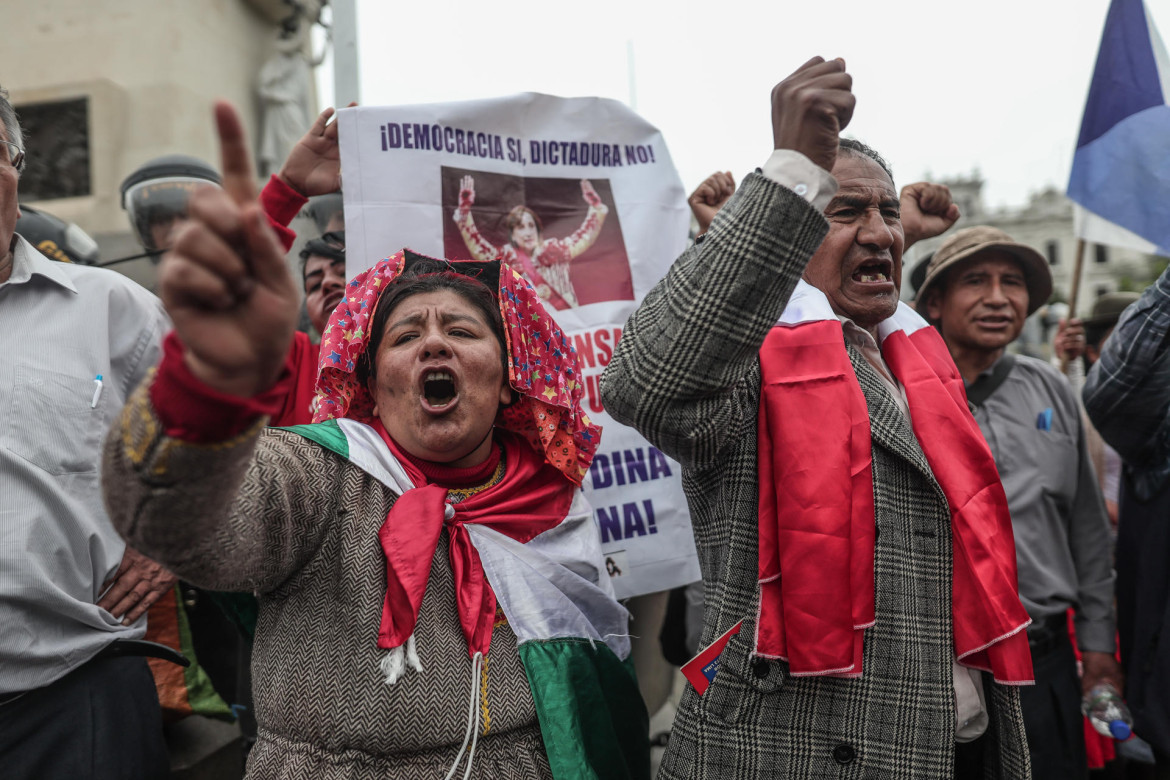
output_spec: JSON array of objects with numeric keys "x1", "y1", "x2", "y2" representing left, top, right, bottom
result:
[
  {"x1": 917, "y1": 225, "x2": 1120, "y2": 780},
  {"x1": 0, "y1": 86, "x2": 172, "y2": 777}
]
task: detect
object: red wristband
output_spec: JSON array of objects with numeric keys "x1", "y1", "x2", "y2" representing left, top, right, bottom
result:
[
  {"x1": 259, "y1": 174, "x2": 307, "y2": 253},
  {"x1": 150, "y1": 332, "x2": 296, "y2": 443}
]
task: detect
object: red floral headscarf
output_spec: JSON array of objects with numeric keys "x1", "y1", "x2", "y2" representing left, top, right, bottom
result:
[{"x1": 312, "y1": 249, "x2": 600, "y2": 484}]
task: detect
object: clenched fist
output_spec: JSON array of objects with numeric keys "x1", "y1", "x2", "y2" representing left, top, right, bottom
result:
[
  {"x1": 900, "y1": 182, "x2": 961, "y2": 250},
  {"x1": 771, "y1": 57, "x2": 855, "y2": 172},
  {"x1": 688, "y1": 171, "x2": 735, "y2": 236}
]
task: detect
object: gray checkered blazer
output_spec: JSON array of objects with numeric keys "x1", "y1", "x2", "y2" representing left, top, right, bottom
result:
[{"x1": 601, "y1": 173, "x2": 1030, "y2": 779}]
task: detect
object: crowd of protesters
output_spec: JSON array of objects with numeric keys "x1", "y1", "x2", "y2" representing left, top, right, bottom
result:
[{"x1": 2, "y1": 53, "x2": 1169, "y2": 780}]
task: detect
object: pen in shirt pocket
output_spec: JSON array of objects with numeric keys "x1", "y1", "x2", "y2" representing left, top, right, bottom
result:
[{"x1": 91, "y1": 375, "x2": 103, "y2": 408}]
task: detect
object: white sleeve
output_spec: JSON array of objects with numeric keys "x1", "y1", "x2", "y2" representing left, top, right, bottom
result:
[{"x1": 760, "y1": 149, "x2": 838, "y2": 212}]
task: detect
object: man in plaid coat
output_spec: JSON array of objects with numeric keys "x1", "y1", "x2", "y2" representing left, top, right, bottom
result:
[{"x1": 601, "y1": 57, "x2": 1032, "y2": 778}]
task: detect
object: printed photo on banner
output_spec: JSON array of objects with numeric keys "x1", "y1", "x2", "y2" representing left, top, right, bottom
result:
[
  {"x1": 338, "y1": 95, "x2": 701, "y2": 598},
  {"x1": 441, "y1": 167, "x2": 633, "y2": 310}
]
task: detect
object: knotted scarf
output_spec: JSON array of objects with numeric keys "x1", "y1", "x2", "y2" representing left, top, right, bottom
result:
[{"x1": 311, "y1": 249, "x2": 602, "y2": 661}]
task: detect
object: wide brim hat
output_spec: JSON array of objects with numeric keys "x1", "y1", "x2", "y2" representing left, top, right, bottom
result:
[
  {"x1": 915, "y1": 225, "x2": 1053, "y2": 316},
  {"x1": 1083, "y1": 291, "x2": 1140, "y2": 328}
]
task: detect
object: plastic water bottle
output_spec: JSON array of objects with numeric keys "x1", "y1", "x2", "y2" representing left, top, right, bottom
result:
[{"x1": 1082, "y1": 683, "x2": 1134, "y2": 740}]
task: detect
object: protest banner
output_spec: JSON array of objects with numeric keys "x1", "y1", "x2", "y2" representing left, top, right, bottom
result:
[{"x1": 337, "y1": 94, "x2": 700, "y2": 598}]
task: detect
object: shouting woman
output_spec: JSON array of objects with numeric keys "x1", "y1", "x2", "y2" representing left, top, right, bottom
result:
[{"x1": 102, "y1": 103, "x2": 647, "y2": 780}]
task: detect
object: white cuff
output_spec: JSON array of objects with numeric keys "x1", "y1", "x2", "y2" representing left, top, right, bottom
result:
[{"x1": 760, "y1": 150, "x2": 838, "y2": 213}]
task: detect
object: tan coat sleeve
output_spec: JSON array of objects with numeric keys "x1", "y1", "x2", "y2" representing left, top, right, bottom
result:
[{"x1": 102, "y1": 372, "x2": 344, "y2": 594}]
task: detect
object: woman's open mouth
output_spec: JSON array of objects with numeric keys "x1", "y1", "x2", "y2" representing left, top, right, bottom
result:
[{"x1": 421, "y1": 369, "x2": 458, "y2": 411}]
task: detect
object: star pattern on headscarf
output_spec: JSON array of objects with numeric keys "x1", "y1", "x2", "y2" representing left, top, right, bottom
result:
[{"x1": 312, "y1": 252, "x2": 600, "y2": 485}]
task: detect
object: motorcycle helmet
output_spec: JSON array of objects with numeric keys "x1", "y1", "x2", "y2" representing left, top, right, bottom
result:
[
  {"x1": 120, "y1": 154, "x2": 221, "y2": 253},
  {"x1": 15, "y1": 204, "x2": 100, "y2": 265}
]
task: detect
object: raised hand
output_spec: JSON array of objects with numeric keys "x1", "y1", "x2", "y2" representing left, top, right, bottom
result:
[
  {"x1": 900, "y1": 181, "x2": 961, "y2": 249},
  {"x1": 160, "y1": 101, "x2": 300, "y2": 398},
  {"x1": 580, "y1": 179, "x2": 602, "y2": 207},
  {"x1": 771, "y1": 57, "x2": 855, "y2": 172},
  {"x1": 688, "y1": 171, "x2": 736, "y2": 235},
  {"x1": 458, "y1": 175, "x2": 476, "y2": 210},
  {"x1": 97, "y1": 546, "x2": 178, "y2": 625},
  {"x1": 277, "y1": 103, "x2": 352, "y2": 197},
  {"x1": 1054, "y1": 317, "x2": 1086, "y2": 363}
]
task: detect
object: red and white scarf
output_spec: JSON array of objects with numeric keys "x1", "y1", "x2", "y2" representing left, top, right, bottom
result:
[
  {"x1": 755, "y1": 281, "x2": 1033, "y2": 684},
  {"x1": 371, "y1": 422, "x2": 572, "y2": 658}
]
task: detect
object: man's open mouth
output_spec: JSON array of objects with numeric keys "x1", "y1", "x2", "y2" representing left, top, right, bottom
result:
[
  {"x1": 324, "y1": 292, "x2": 344, "y2": 314},
  {"x1": 422, "y1": 370, "x2": 458, "y2": 408},
  {"x1": 851, "y1": 259, "x2": 893, "y2": 284}
]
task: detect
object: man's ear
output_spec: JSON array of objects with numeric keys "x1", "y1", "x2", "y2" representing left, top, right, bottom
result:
[{"x1": 923, "y1": 290, "x2": 943, "y2": 323}]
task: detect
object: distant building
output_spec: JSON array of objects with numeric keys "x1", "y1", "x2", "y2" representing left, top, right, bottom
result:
[
  {"x1": 902, "y1": 172, "x2": 1165, "y2": 359},
  {"x1": 2, "y1": 0, "x2": 322, "y2": 289},
  {"x1": 903, "y1": 171, "x2": 1162, "y2": 317}
]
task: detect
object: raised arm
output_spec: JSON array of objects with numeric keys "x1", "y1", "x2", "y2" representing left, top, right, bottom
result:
[
  {"x1": 105, "y1": 373, "x2": 341, "y2": 593},
  {"x1": 1084, "y1": 266, "x2": 1170, "y2": 467},
  {"x1": 557, "y1": 180, "x2": 610, "y2": 261},
  {"x1": 452, "y1": 175, "x2": 501, "y2": 263},
  {"x1": 260, "y1": 104, "x2": 348, "y2": 252},
  {"x1": 600, "y1": 57, "x2": 853, "y2": 468},
  {"x1": 688, "y1": 171, "x2": 736, "y2": 237},
  {"x1": 103, "y1": 101, "x2": 325, "y2": 593},
  {"x1": 898, "y1": 181, "x2": 960, "y2": 251}
]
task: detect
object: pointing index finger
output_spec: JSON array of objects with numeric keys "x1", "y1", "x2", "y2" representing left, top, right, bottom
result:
[{"x1": 214, "y1": 100, "x2": 257, "y2": 208}]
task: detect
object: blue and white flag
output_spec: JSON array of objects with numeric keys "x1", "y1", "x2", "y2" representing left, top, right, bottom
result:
[{"x1": 1068, "y1": 0, "x2": 1170, "y2": 257}]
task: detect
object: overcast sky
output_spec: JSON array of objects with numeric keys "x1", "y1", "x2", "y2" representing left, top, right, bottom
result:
[{"x1": 314, "y1": 0, "x2": 1167, "y2": 212}]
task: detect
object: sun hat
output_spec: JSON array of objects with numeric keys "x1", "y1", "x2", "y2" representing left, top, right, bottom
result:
[{"x1": 915, "y1": 225, "x2": 1053, "y2": 316}]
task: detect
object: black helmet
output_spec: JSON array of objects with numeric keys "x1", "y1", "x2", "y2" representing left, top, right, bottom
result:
[
  {"x1": 15, "y1": 205, "x2": 100, "y2": 265},
  {"x1": 305, "y1": 192, "x2": 344, "y2": 235},
  {"x1": 119, "y1": 154, "x2": 222, "y2": 252}
]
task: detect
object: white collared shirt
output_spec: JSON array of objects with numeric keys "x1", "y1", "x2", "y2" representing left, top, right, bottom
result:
[{"x1": 0, "y1": 235, "x2": 168, "y2": 693}]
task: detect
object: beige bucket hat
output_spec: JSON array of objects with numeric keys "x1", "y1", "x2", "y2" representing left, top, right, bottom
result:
[{"x1": 915, "y1": 226, "x2": 1053, "y2": 316}]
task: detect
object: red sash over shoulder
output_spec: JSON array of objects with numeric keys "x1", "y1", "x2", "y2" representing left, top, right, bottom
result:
[{"x1": 755, "y1": 281, "x2": 1033, "y2": 684}]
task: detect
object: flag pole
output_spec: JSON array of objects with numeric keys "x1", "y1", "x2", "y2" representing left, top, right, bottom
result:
[{"x1": 1060, "y1": 238, "x2": 1087, "y2": 373}]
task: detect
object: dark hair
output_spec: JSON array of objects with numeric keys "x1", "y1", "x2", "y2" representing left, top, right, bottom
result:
[
  {"x1": 504, "y1": 206, "x2": 542, "y2": 245},
  {"x1": 299, "y1": 231, "x2": 346, "y2": 285},
  {"x1": 839, "y1": 137, "x2": 894, "y2": 188},
  {"x1": 358, "y1": 259, "x2": 506, "y2": 387}
]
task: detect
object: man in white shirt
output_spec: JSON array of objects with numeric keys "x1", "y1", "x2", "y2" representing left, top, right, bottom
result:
[{"x1": 0, "y1": 84, "x2": 172, "y2": 778}]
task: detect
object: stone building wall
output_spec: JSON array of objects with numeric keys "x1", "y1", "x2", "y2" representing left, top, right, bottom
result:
[{"x1": 2, "y1": 0, "x2": 313, "y2": 287}]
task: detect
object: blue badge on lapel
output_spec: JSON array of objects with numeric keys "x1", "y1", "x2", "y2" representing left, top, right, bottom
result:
[{"x1": 1036, "y1": 407, "x2": 1053, "y2": 432}]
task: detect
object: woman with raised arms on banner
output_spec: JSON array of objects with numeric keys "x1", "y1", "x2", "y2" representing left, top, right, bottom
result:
[{"x1": 453, "y1": 174, "x2": 608, "y2": 309}]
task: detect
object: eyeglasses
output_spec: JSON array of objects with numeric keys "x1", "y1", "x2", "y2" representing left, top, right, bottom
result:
[{"x1": 1, "y1": 140, "x2": 25, "y2": 173}]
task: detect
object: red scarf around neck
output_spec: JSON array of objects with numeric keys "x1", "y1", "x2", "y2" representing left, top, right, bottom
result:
[
  {"x1": 756, "y1": 288, "x2": 1033, "y2": 684},
  {"x1": 371, "y1": 421, "x2": 573, "y2": 658}
]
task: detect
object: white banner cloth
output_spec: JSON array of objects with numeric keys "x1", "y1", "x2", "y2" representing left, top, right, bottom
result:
[{"x1": 338, "y1": 94, "x2": 700, "y2": 598}]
